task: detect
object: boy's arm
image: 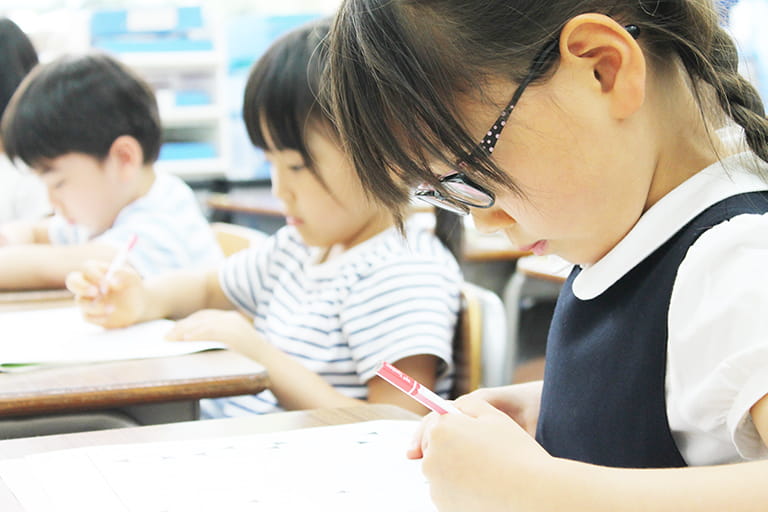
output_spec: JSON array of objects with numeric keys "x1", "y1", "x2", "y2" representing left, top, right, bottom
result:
[
  {"x1": 0, "y1": 242, "x2": 116, "y2": 289},
  {"x1": 0, "y1": 218, "x2": 51, "y2": 246}
]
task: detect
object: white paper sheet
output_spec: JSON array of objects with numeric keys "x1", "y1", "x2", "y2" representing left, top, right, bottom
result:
[
  {"x1": 0, "y1": 307, "x2": 224, "y2": 371},
  {"x1": 0, "y1": 420, "x2": 437, "y2": 512}
]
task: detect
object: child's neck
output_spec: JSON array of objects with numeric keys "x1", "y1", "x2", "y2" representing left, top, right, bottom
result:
[
  {"x1": 123, "y1": 166, "x2": 156, "y2": 206},
  {"x1": 316, "y1": 214, "x2": 394, "y2": 264},
  {"x1": 645, "y1": 68, "x2": 726, "y2": 210}
]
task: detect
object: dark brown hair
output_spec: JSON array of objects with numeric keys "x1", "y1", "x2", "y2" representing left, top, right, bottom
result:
[
  {"x1": 2, "y1": 53, "x2": 161, "y2": 168},
  {"x1": 243, "y1": 17, "x2": 332, "y2": 174},
  {"x1": 0, "y1": 18, "x2": 38, "y2": 118},
  {"x1": 246, "y1": 15, "x2": 464, "y2": 255},
  {"x1": 325, "y1": 0, "x2": 768, "y2": 219}
]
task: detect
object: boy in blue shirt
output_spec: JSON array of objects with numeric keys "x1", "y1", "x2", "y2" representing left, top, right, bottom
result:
[{"x1": 0, "y1": 53, "x2": 221, "y2": 289}]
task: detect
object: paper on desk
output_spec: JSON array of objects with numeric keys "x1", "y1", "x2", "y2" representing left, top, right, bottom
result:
[
  {"x1": 0, "y1": 307, "x2": 225, "y2": 371},
  {"x1": 0, "y1": 419, "x2": 437, "y2": 512}
]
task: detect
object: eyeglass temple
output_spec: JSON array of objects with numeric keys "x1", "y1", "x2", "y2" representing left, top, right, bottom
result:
[{"x1": 507, "y1": 24, "x2": 641, "y2": 114}]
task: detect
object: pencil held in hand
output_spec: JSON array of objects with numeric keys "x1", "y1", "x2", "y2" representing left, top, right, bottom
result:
[
  {"x1": 376, "y1": 361, "x2": 461, "y2": 415},
  {"x1": 101, "y1": 234, "x2": 138, "y2": 295}
]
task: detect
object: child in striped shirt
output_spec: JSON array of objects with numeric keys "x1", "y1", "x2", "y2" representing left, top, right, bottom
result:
[{"x1": 66, "y1": 18, "x2": 462, "y2": 417}]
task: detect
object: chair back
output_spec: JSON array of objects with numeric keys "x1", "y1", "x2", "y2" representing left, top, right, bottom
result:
[
  {"x1": 211, "y1": 222, "x2": 268, "y2": 257},
  {"x1": 451, "y1": 282, "x2": 510, "y2": 398}
]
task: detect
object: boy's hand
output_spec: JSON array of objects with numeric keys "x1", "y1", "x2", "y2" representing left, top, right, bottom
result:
[{"x1": 65, "y1": 261, "x2": 145, "y2": 329}]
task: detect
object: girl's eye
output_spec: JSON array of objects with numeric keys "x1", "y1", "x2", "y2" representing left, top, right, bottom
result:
[{"x1": 288, "y1": 164, "x2": 306, "y2": 172}]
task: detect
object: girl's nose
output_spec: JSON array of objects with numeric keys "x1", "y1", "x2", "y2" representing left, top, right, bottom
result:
[
  {"x1": 46, "y1": 189, "x2": 61, "y2": 211},
  {"x1": 269, "y1": 168, "x2": 290, "y2": 203},
  {"x1": 470, "y1": 205, "x2": 516, "y2": 234}
]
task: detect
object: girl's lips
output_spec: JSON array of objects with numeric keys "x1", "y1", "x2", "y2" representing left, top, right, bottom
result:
[
  {"x1": 285, "y1": 215, "x2": 303, "y2": 226},
  {"x1": 520, "y1": 240, "x2": 548, "y2": 256}
]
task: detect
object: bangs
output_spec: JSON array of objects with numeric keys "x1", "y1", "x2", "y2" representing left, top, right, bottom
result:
[
  {"x1": 244, "y1": 66, "x2": 313, "y2": 154},
  {"x1": 325, "y1": 0, "x2": 515, "y2": 216},
  {"x1": 243, "y1": 18, "x2": 332, "y2": 169}
]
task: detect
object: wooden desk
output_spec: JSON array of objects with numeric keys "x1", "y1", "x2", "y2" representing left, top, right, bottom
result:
[
  {"x1": 0, "y1": 350, "x2": 269, "y2": 418},
  {"x1": 0, "y1": 404, "x2": 418, "y2": 511},
  {"x1": 0, "y1": 289, "x2": 73, "y2": 312},
  {"x1": 0, "y1": 295, "x2": 269, "y2": 422}
]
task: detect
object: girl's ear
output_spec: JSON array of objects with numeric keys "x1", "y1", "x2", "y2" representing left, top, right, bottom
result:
[
  {"x1": 559, "y1": 14, "x2": 646, "y2": 119},
  {"x1": 106, "y1": 135, "x2": 145, "y2": 181}
]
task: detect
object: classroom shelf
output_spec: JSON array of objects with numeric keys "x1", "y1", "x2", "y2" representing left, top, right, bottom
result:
[{"x1": 91, "y1": 6, "x2": 230, "y2": 182}]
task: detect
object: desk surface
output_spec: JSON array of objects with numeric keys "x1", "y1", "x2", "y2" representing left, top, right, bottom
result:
[
  {"x1": 0, "y1": 289, "x2": 73, "y2": 311},
  {"x1": 0, "y1": 294, "x2": 270, "y2": 418},
  {"x1": 0, "y1": 404, "x2": 418, "y2": 511},
  {"x1": 0, "y1": 350, "x2": 269, "y2": 417}
]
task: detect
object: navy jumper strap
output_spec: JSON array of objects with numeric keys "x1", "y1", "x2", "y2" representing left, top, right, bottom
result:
[{"x1": 536, "y1": 191, "x2": 768, "y2": 468}]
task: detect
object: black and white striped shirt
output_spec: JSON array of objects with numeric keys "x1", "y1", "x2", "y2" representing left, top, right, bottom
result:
[{"x1": 202, "y1": 222, "x2": 461, "y2": 417}]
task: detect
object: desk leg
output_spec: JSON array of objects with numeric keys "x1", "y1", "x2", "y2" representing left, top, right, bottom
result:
[
  {"x1": 0, "y1": 412, "x2": 138, "y2": 440},
  {"x1": 120, "y1": 401, "x2": 200, "y2": 425}
]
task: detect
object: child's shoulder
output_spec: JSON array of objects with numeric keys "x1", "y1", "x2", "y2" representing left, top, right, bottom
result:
[
  {"x1": 356, "y1": 222, "x2": 460, "y2": 271},
  {"x1": 122, "y1": 173, "x2": 197, "y2": 215},
  {"x1": 145, "y1": 172, "x2": 194, "y2": 197}
]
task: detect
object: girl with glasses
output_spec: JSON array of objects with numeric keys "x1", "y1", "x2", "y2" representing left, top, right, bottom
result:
[
  {"x1": 324, "y1": 0, "x2": 768, "y2": 510},
  {"x1": 66, "y1": 18, "x2": 463, "y2": 418}
]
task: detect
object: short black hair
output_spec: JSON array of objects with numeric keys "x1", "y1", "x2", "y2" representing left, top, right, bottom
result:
[
  {"x1": 1, "y1": 52, "x2": 161, "y2": 169},
  {"x1": 0, "y1": 18, "x2": 38, "y2": 117},
  {"x1": 243, "y1": 17, "x2": 332, "y2": 172}
]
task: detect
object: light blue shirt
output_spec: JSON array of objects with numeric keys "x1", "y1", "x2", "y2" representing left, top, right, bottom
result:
[{"x1": 48, "y1": 172, "x2": 222, "y2": 276}]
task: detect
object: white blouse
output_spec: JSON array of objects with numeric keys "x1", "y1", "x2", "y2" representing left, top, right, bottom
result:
[{"x1": 572, "y1": 150, "x2": 768, "y2": 465}]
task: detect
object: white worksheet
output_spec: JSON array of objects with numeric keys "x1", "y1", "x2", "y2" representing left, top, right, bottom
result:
[
  {"x1": 0, "y1": 419, "x2": 437, "y2": 512},
  {"x1": 0, "y1": 307, "x2": 224, "y2": 371}
]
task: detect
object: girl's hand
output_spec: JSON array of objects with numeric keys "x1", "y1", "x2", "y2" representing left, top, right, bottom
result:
[
  {"x1": 468, "y1": 381, "x2": 542, "y2": 436},
  {"x1": 419, "y1": 395, "x2": 552, "y2": 512},
  {"x1": 407, "y1": 381, "x2": 542, "y2": 460},
  {"x1": 165, "y1": 309, "x2": 264, "y2": 356},
  {"x1": 65, "y1": 261, "x2": 145, "y2": 329}
]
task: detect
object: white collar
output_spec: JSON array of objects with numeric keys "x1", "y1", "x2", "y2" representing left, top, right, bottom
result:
[{"x1": 573, "y1": 152, "x2": 768, "y2": 300}]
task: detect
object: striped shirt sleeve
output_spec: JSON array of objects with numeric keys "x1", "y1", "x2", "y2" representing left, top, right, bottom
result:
[{"x1": 341, "y1": 252, "x2": 461, "y2": 386}]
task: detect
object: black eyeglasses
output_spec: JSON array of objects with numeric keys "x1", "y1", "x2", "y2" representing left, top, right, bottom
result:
[{"x1": 416, "y1": 24, "x2": 641, "y2": 216}]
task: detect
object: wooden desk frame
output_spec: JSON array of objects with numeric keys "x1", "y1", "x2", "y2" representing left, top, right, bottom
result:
[{"x1": 0, "y1": 350, "x2": 269, "y2": 418}]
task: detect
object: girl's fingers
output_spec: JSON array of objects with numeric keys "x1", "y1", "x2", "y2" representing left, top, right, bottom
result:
[
  {"x1": 164, "y1": 324, "x2": 185, "y2": 341},
  {"x1": 406, "y1": 412, "x2": 440, "y2": 460},
  {"x1": 453, "y1": 394, "x2": 508, "y2": 418},
  {"x1": 165, "y1": 318, "x2": 203, "y2": 341}
]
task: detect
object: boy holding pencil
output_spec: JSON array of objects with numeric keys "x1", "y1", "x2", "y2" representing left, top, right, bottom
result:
[{"x1": 0, "y1": 53, "x2": 221, "y2": 289}]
